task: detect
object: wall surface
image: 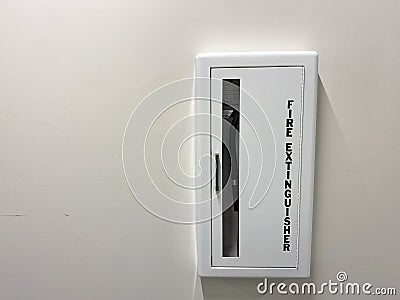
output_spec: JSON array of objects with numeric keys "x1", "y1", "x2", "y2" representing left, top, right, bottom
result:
[{"x1": 0, "y1": 0, "x2": 399, "y2": 299}]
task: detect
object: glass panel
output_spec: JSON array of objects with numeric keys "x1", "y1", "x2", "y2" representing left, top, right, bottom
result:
[{"x1": 222, "y1": 79, "x2": 240, "y2": 257}]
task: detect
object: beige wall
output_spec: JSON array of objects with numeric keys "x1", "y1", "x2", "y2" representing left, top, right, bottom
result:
[{"x1": 0, "y1": 0, "x2": 399, "y2": 299}]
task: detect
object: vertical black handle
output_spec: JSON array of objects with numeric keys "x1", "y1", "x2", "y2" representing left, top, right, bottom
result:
[{"x1": 215, "y1": 153, "x2": 220, "y2": 193}]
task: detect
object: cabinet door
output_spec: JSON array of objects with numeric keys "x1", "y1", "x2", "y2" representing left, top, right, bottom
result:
[{"x1": 211, "y1": 67, "x2": 304, "y2": 268}]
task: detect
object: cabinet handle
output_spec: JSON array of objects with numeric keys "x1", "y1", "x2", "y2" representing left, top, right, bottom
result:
[{"x1": 215, "y1": 153, "x2": 220, "y2": 193}]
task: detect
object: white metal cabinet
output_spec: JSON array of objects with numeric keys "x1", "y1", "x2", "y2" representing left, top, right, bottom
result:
[{"x1": 195, "y1": 52, "x2": 318, "y2": 277}]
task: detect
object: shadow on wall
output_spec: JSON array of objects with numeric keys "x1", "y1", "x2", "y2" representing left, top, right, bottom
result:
[{"x1": 191, "y1": 77, "x2": 349, "y2": 299}]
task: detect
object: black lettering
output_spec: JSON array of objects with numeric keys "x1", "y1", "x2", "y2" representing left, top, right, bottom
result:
[
  {"x1": 286, "y1": 127, "x2": 293, "y2": 137},
  {"x1": 285, "y1": 180, "x2": 292, "y2": 189},
  {"x1": 283, "y1": 224, "x2": 291, "y2": 234},
  {"x1": 284, "y1": 234, "x2": 290, "y2": 244},
  {"x1": 283, "y1": 99, "x2": 295, "y2": 253},
  {"x1": 286, "y1": 151, "x2": 292, "y2": 162},
  {"x1": 286, "y1": 142, "x2": 293, "y2": 152}
]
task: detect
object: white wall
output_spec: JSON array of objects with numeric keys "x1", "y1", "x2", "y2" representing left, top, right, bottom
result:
[{"x1": 0, "y1": 0, "x2": 399, "y2": 299}]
